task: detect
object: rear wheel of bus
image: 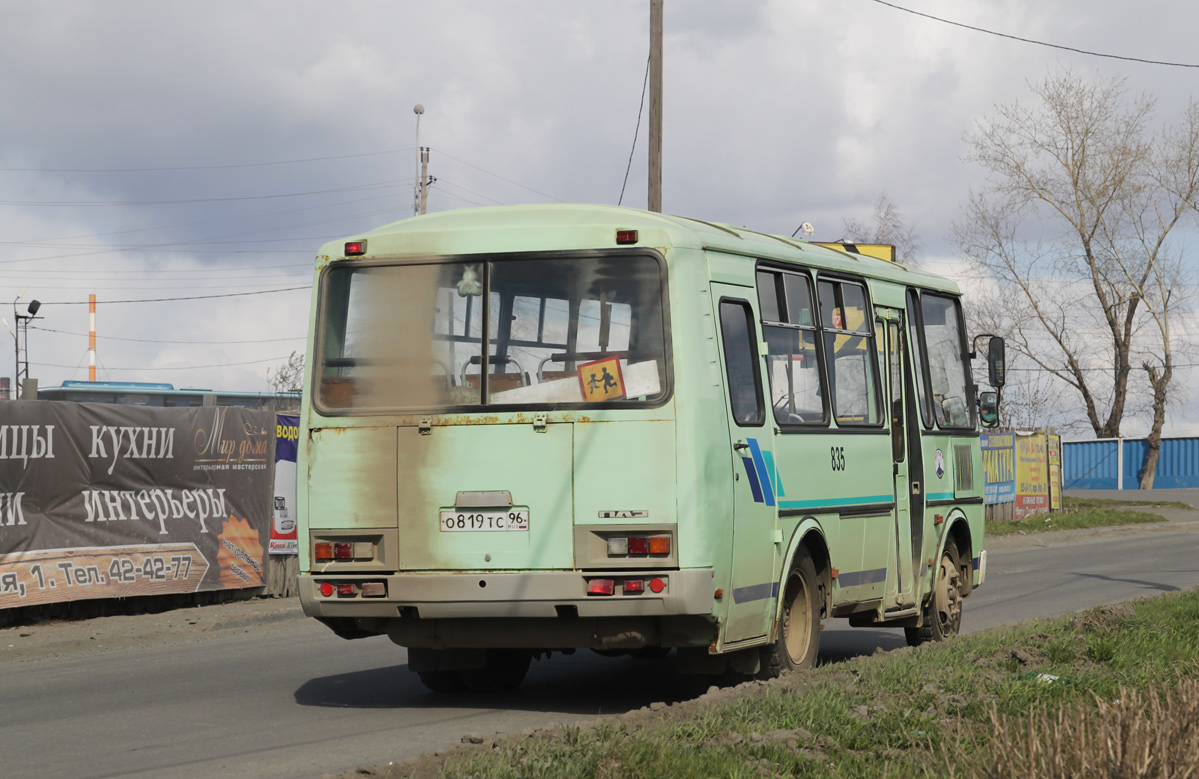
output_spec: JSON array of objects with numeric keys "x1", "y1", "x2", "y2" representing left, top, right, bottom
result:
[
  {"x1": 458, "y1": 649, "x2": 532, "y2": 692},
  {"x1": 905, "y1": 542, "x2": 963, "y2": 646},
  {"x1": 759, "y1": 551, "x2": 820, "y2": 678}
]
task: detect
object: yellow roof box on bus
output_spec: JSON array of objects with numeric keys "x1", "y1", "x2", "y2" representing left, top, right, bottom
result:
[{"x1": 812, "y1": 242, "x2": 897, "y2": 262}]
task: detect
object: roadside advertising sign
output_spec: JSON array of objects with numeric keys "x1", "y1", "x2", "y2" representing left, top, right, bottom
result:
[
  {"x1": 0, "y1": 401, "x2": 274, "y2": 610},
  {"x1": 1015, "y1": 432, "x2": 1049, "y2": 518},
  {"x1": 270, "y1": 415, "x2": 299, "y2": 555},
  {"x1": 981, "y1": 432, "x2": 1015, "y2": 505}
]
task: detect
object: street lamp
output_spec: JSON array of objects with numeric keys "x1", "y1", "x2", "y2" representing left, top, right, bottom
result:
[{"x1": 13, "y1": 298, "x2": 41, "y2": 399}]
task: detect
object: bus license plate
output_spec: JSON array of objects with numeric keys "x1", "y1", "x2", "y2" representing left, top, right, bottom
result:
[{"x1": 439, "y1": 509, "x2": 530, "y2": 532}]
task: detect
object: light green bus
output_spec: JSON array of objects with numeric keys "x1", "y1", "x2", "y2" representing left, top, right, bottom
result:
[{"x1": 297, "y1": 204, "x2": 1004, "y2": 692}]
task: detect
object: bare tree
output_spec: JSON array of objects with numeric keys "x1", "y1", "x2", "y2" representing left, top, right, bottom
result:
[
  {"x1": 954, "y1": 70, "x2": 1199, "y2": 487},
  {"x1": 268, "y1": 351, "x2": 304, "y2": 410},
  {"x1": 842, "y1": 192, "x2": 922, "y2": 265}
]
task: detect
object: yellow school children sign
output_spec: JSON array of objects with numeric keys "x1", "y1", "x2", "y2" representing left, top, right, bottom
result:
[{"x1": 577, "y1": 357, "x2": 626, "y2": 402}]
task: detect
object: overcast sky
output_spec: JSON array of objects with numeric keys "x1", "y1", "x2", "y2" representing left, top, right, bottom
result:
[{"x1": 2, "y1": 0, "x2": 1198, "y2": 434}]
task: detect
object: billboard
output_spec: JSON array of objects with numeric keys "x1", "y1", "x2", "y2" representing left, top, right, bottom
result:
[
  {"x1": 0, "y1": 401, "x2": 274, "y2": 610},
  {"x1": 981, "y1": 432, "x2": 1015, "y2": 505},
  {"x1": 270, "y1": 415, "x2": 299, "y2": 555},
  {"x1": 1015, "y1": 432, "x2": 1049, "y2": 519}
]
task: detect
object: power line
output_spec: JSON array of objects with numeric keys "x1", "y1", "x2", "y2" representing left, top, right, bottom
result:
[
  {"x1": 431, "y1": 149, "x2": 566, "y2": 203},
  {"x1": 31, "y1": 325, "x2": 305, "y2": 345},
  {"x1": 867, "y1": 0, "x2": 1199, "y2": 68},
  {"x1": 33, "y1": 356, "x2": 291, "y2": 371},
  {"x1": 2, "y1": 191, "x2": 401, "y2": 247},
  {"x1": 16, "y1": 279, "x2": 308, "y2": 292},
  {"x1": 0, "y1": 179, "x2": 405, "y2": 208},
  {"x1": 0, "y1": 148, "x2": 413, "y2": 174},
  {"x1": 435, "y1": 178, "x2": 507, "y2": 207},
  {"x1": 38, "y1": 286, "x2": 310, "y2": 305},
  {"x1": 0, "y1": 263, "x2": 309, "y2": 277},
  {"x1": 619, "y1": 53, "x2": 652, "y2": 207}
]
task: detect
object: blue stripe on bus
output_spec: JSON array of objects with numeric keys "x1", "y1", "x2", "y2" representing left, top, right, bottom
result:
[
  {"x1": 762, "y1": 449, "x2": 785, "y2": 498},
  {"x1": 837, "y1": 567, "x2": 888, "y2": 587},
  {"x1": 747, "y1": 438, "x2": 776, "y2": 507},
  {"x1": 926, "y1": 492, "x2": 954, "y2": 501},
  {"x1": 778, "y1": 495, "x2": 894, "y2": 511},
  {"x1": 732, "y1": 581, "x2": 780, "y2": 604},
  {"x1": 741, "y1": 456, "x2": 764, "y2": 503}
]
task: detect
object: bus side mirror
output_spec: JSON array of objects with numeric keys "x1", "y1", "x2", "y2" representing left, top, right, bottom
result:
[
  {"x1": 987, "y1": 337, "x2": 1006, "y2": 389},
  {"x1": 979, "y1": 391, "x2": 1000, "y2": 429}
]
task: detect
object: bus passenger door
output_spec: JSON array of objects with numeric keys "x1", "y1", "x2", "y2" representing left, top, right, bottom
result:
[
  {"x1": 712, "y1": 285, "x2": 778, "y2": 645},
  {"x1": 881, "y1": 309, "x2": 917, "y2": 609}
]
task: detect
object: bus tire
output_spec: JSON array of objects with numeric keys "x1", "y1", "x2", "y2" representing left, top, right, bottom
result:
[
  {"x1": 459, "y1": 649, "x2": 531, "y2": 692},
  {"x1": 417, "y1": 670, "x2": 466, "y2": 693},
  {"x1": 905, "y1": 542, "x2": 964, "y2": 646},
  {"x1": 758, "y1": 551, "x2": 820, "y2": 678}
]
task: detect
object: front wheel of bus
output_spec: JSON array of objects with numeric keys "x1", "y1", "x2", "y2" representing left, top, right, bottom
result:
[
  {"x1": 759, "y1": 552, "x2": 820, "y2": 678},
  {"x1": 905, "y1": 543, "x2": 963, "y2": 647}
]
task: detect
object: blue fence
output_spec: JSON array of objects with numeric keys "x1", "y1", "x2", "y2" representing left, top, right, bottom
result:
[{"x1": 1063, "y1": 436, "x2": 1199, "y2": 489}]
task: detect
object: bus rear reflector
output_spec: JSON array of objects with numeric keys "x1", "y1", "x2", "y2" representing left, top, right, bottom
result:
[
  {"x1": 648, "y1": 577, "x2": 666, "y2": 594},
  {"x1": 318, "y1": 581, "x2": 335, "y2": 597},
  {"x1": 345, "y1": 240, "x2": 367, "y2": 256},
  {"x1": 587, "y1": 578, "x2": 616, "y2": 596}
]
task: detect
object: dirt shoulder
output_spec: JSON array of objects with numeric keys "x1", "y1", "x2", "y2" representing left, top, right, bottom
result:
[
  {"x1": 0, "y1": 594, "x2": 305, "y2": 665},
  {"x1": 986, "y1": 507, "x2": 1199, "y2": 551}
]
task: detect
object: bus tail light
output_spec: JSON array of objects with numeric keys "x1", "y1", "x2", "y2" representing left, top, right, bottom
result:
[
  {"x1": 605, "y1": 534, "x2": 671, "y2": 558},
  {"x1": 315, "y1": 539, "x2": 377, "y2": 562},
  {"x1": 587, "y1": 578, "x2": 616, "y2": 596},
  {"x1": 361, "y1": 582, "x2": 386, "y2": 598},
  {"x1": 345, "y1": 240, "x2": 367, "y2": 256},
  {"x1": 336, "y1": 583, "x2": 357, "y2": 596},
  {"x1": 622, "y1": 579, "x2": 644, "y2": 593},
  {"x1": 616, "y1": 229, "x2": 638, "y2": 244}
]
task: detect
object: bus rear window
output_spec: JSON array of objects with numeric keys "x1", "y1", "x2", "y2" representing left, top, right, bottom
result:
[{"x1": 315, "y1": 253, "x2": 670, "y2": 412}]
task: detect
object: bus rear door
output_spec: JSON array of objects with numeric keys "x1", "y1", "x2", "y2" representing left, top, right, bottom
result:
[{"x1": 712, "y1": 284, "x2": 778, "y2": 645}]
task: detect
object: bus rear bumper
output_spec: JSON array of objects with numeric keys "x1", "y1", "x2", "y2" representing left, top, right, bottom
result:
[{"x1": 298, "y1": 568, "x2": 715, "y2": 620}]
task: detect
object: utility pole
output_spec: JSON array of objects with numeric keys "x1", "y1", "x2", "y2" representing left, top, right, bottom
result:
[
  {"x1": 413, "y1": 104, "x2": 425, "y2": 216},
  {"x1": 648, "y1": 0, "x2": 663, "y2": 212},
  {"x1": 419, "y1": 147, "x2": 436, "y2": 215}
]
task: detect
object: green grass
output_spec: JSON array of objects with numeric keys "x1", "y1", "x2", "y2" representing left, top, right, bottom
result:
[
  {"x1": 370, "y1": 590, "x2": 1199, "y2": 779},
  {"x1": 985, "y1": 507, "x2": 1166, "y2": 536},
  {"x1": 1062, "y1": 495, "x2": 1193, "y2": 510}
]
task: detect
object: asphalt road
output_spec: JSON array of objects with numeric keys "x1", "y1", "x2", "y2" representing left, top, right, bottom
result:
[{"x1": 3, "y1": 513, "x2": 1198, "y2": 779}]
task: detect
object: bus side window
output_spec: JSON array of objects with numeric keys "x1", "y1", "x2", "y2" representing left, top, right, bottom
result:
[
  {"x1": 906, "y1": 289, "x2": 934, "y2": 429},
  {"x1": 719, "y1": 300, "x2": 765, "y2": 426},
  {"x1": 818, "y1": 279, "x2": 882, "y2": 426},
  {"x1": 757, "y1": 269, "x2": 826, "y2": 426}
]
